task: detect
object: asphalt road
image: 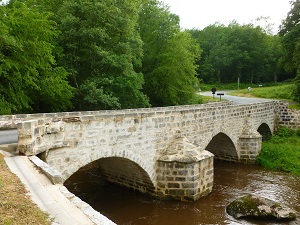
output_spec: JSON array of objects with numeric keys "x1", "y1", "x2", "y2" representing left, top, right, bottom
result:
[
  {"x1": 199, "y1": 91, "x2": 275, "y2": 105},
  {"x1": 0, "y1": 129, "x2": 18, "y2": 144}
]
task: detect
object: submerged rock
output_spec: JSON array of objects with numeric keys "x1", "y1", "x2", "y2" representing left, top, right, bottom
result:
[{"x1": 226, "y1": 194, "x2": 296, "y2": 221}]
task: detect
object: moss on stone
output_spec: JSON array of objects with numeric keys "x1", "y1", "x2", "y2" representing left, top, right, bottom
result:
[{"x1": 226, "y1": 194, "x2": 296, "y2": 221}]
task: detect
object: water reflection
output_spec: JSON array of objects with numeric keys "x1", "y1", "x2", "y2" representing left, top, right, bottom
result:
[{"x1": 65, "y1": 160, "x2": 300, "y2": 225}]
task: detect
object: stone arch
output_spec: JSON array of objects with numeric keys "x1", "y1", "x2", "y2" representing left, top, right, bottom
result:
[
  {"x1": 45, "y1": 147, "x2": 156, "y2": 188},
  {"x1": 205, "y1": 132, "x2": 238, "y2": 162},
  {"x1": 257, "y1": 123, "x2": 272, "y2": 141},
  {"x1": 64, "y1": 156, "x2": 155, "y2": 196},
  {"x1": 98, "y1": 157, "x2": 155, "y2": 194}
]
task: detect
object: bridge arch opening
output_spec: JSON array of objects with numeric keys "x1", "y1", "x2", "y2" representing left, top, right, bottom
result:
[
  {"x1": 64, "y1": 157, "x2": 155, "y2": 199},
  {"x1": 257, "y1": 123, "x2": 272, "y2": 141},
  {"x1": 205, "y1": 132, "x2": 238, "y2": 162}
]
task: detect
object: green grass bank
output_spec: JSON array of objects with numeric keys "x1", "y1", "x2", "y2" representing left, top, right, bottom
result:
[
  {"x1": 256, "y1": 127, "x2": 300, "y2": 176},
  {"x1": 230, "y1": 84, "x2": 296, "y2": 100}
]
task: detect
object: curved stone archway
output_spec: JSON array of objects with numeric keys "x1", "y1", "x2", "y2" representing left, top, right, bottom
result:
[
  {"x1": 97, "y1": 157, "x2": 155, "y2": 194},
  {"x1": 64, "y1": 156, "x2": 155, "y2": 196},
  {"x1": 257, "y1": 123, "x2": 272, "y2": 141},
  {"x1": 205, "y1": 132, "x2": 238, "y2": 162}
]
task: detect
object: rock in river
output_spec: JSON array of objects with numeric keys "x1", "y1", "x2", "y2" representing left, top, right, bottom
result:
[{"x1": 226, "y1": 194, "x2": 296, "y2": 221}]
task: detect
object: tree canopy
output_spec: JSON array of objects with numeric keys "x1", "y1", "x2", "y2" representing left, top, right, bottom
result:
[
  {"x1": 189, "y1": 22, "x2": 287, "y2": 84},
  {"x1": 0, "y1": 0, "x2": 299, "y2": 114},
  {"x1": 51, "y1": 0, "x2": 150, "y2": 110},
  {"x1": 279, "y1": 0, "x2": 300, "y2": 102},
  {"x1": 139, "y1": 0, "x2": 200, "y2": 106},
  {"x1": 0, "y1": 0, "x2": 73, "y2": 114}
]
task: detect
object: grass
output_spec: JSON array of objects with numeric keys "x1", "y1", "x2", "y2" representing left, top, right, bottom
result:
[
  {"x1": 219, "y1": 83, "x2": 300, "y2": 109},
  {"x1": 230, "y1": 84, "x2": 296, "y2": 100},
  {"x1": 256, "y1": 127, "x2": 300, "y2": 176},
  {"x1": 0, "y1": 153, "x2": 51, "y2": 225}
]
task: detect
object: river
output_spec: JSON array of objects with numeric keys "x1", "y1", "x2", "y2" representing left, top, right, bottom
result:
[{"x1": 65, "y1": 160, "x2": 300, "y2": 225}]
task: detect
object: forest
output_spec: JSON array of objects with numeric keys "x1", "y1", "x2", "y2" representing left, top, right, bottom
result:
[{"x1": 0, "y1": 0, "x2": 300, "y2": 114}]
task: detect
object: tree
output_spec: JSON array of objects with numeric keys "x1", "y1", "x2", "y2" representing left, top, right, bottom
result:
[
  {"x1": 0, "y1": 0, "x2": 73, "y2": 114},
  {"x1": 51, "y1": 0, "x2": 150, "y2": 110},
  {"x1": 279, "y1": 0, "x2": 300, "y2": 74},
  {"x1": 279, "y1": 0, "x2": 300, "y2": 102},
  {"x1": 190, "y1": 22, "x2": 282, "y2": 84},
  {"x1": 139, "y1": 0, "x2": 200, "y2": 106}
]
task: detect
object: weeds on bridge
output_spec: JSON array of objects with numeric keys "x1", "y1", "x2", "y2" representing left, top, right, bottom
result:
[
  {"x1": 256, "y1": 127, "x2": 300, "y2": 176},
  {"x1": 0, "y1": 153, "x2": 51, "y2": 225}
]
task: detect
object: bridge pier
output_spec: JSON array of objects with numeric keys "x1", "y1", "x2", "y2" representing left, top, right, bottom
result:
[
  {"x1": 156, "y1": 132, "x2": 214, "y2": 201},
  {"x1": 238, "y1": 119, "x2": 262, "y2": 164}
]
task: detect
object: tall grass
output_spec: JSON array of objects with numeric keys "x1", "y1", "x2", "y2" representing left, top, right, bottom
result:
[{"x1": 256, "y1": 127, "x2": 300, "y2": 176}]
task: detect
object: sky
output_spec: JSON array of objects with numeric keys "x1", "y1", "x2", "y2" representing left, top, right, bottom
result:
[{"x1": 160, "y1": 0, "x2": 291, "y2": 33}]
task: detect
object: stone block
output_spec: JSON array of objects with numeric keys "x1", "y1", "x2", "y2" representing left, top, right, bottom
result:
[{"x1": 29, "y1": 156, "x2": 63, "y2": 184}]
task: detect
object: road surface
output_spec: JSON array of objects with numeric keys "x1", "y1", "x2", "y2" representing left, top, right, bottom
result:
[
  {"x1": 199, "y1": 91, "x2": 275, "y2": 105},
  {"x1": 0, "y1": 129, "x2": 18, "y2": 144}
]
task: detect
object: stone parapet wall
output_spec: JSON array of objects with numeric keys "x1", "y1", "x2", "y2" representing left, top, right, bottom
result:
[
  {"x1": 0, "y1": 101, "x2": 233, "y2": 126},
  {"x1": 275, "y1": 101, "x2": 300, "y2": 130}
]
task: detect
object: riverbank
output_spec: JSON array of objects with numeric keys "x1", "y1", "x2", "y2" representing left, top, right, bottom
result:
[{"x1": 257, "y1": 127, "x2": 300, "y2": 176}]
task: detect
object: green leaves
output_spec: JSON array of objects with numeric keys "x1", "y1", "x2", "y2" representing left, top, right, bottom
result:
[
  {"x1": 190, "y1": 23, "x2": 283, "y2": 84},
  {"x1": 0, "y1": 1, "x2": 74, "y2": 114},
  {"x1": 54, "y1": 0, "x2": 149, "y2": 110},
  {"x1": 279, "y1": 0, "x2": 300, "y2": 102},
  {"x1": 139, "y1": 1, "x2": 200, "y2": 106}
]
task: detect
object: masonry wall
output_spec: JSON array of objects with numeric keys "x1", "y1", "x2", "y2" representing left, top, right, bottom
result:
[
  {"x1": 98, "y1": 157, "x2": 155, "y2": 195},
  {"x1": 14, "y1": 101, "x2": 277, "y2": 184},
  {"x1": 0, "y1": 100, "x2": 283, "y2": 200},
  {"x1": 156, "y1": 157, "x2": 214, "y2": 201},
  {"x1": 275, "y1": 101, "x2": 300, "y2": 130}
]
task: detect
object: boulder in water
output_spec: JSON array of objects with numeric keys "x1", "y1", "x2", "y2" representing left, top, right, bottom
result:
[{"x1": 226, "y1": 194, "x2": 296, "y2": 221}]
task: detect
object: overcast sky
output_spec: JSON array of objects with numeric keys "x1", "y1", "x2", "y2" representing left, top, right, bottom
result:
[{"x1": 160, "y1": 0, "x2": 291, "y2": 33}]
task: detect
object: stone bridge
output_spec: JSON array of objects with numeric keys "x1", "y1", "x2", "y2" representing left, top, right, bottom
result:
[{"x1": 1, "y1": 100, "x2": 300, "y2": 201}]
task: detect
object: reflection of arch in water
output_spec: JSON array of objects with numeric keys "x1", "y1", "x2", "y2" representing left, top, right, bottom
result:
[
  {"x1": 205, "y1": 132, "x2": 238, "y2": 162},
  {"x1": 65, "y1": 157, "x2": 155, "y2": 195},
  {"x1": 257, "y1": 123, "x2": 272, "y2": 141}
]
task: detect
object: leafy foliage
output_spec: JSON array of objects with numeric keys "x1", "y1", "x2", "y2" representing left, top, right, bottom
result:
[
  {"x1": 279, "y1": 0, "x2": 300, "y2": 102},
  {"x1": 138, "y1": 0, "x2": 200, "y2": 106},
  {"x1": 1, "y1": 0, "x2": 300, "y2": 113},
  {"x1": 51, "y1": 0, "x2": 150, "y2": 110},
  {"x1": 189, "y1": 22, "x2": 288, "y2": 84},
  {"x1": 0, "y1": 0, "x2": 73, "y2": 114}
]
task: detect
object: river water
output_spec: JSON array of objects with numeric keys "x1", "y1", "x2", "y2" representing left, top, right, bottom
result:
[{"x1": 65, "y1": 160, "x2": 300, "y2": 225}]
